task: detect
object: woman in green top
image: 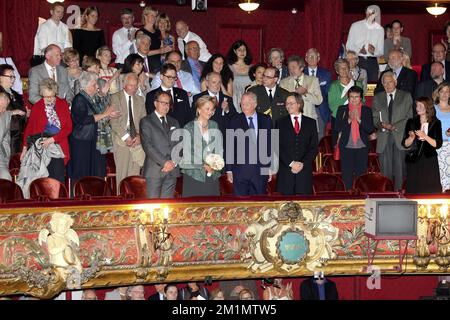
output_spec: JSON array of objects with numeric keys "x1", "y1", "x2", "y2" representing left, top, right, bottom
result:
[
  {"x1": 179, "y1": 96, "x2": 223, "y2": 197},
  {"x1": 328, "y1": 58, "x2": 363, "y2": 147}
]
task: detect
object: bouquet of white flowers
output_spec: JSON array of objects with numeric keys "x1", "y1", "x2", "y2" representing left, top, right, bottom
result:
[{"x1": 204, "y1": 153, "x2": 225, "y2": 177}]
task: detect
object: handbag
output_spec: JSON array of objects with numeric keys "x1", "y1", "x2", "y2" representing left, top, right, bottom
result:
[{"x1": 26, "y1": 132, "x2": 53, "y2": 148}]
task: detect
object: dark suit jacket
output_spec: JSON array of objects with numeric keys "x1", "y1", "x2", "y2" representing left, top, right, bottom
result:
[
  {"x1": 335, "y1": 105, "x2": 374, "y2": 150},
  {"x1": 148, "y1": 292, "x2": 163, "y2": 301},
  {"x1": 140, "y1": 112, "x2": 180, "y2": 178},
  {"x1": 248, "y1": 85, "x2": 290, "y2": 124},
  {"x1": 415, "y1": 80, "x2": 448, "y2": 100},
  {"x1": 146, "y1": 87, "x2": 194, "y2": 128},
  {"x1": 180, "y1": 59, "x2": 206, "y2": 77},
  {"x1": 375, "y1": 67, "x2": 418, "y2": 97},
  {"x1": 276, "y1": 115, "x2": 318, "y2": 195},
  {"x1": 280, "y1": 65, "x2": 289, "y2": 80},
  {"x1": 0, "y1": 86, "x2": 25, "y2": 132},
  {"x1": 192, "y1": 91, "x2": 237, "y2": 134},
  {"x1": 305, "y1": 67, "x2": 332, "y2": 122},
  {"x1": 421, "y1": 60, "x2": 450, "y2": 82},
  {"x1": 225, "y1": 112, "x2": 272, "y2": 177},
  {"x1": 300, "y1": 278, "x2": 339, "y2": 300}
]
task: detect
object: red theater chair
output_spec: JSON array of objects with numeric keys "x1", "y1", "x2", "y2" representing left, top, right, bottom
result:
[
  {"x1": 106, "y1": 152, "x2": 117, "y2": 196},
  {"x1": 73, "y1": 176, "x2": 109, "y2": 198},
  {"x1": 29, "y1": 177, "x2": 69, "y2": 201},
  {"x1": 119, "y1": 176, "x2": 148, "y2": 200},
  {"x1": 267, "y1": 174, "x2": 280, "y2": 195},
  {"x1": 322, "y1": 156, "x2": 341, "y2": 174},
  {"x1": 367, "y1": 154, "x2": 381, "y2": 173},
  {"x1": 312, "y1": 173, "x2": 347, "y2": 195},
  {"x1": 0, "y1": 179, "x2": 24, "y2": 203},
  {"x1": 174, "y1": 176, "x2": 183, "y2": 198},
  {"x1": 219, "y1": 174, "x2": 234, "y2": 196},
  {"x1": 353, "y1": 173, "x2": 395, "y2": 195}
]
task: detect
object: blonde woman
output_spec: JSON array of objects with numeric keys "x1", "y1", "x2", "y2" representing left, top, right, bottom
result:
[
  {"x1": 72, "y1": 6, "x2": 105, "y2": 63},
  {"x1": 156, "y1": 13, "x2": 175, "y2": 64},
  {"x1": 434, "y1": 83, "x2": 450, "y2": 191},
  {"x1": 97, "y1": 46, "x2": 120, "y2": 94}
]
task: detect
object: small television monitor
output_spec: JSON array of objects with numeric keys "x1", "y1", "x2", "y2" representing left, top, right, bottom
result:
[{"x1": 365, "y1": 198, "x2": 418, "y2": 237}]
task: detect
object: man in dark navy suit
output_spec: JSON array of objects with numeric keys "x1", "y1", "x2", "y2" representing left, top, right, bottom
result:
[
  {"x1": 421, "y1": 43, "x2": 450, "y2": 82},
  {"x1": 304, "y1": 48, "x2": 332, "y2": 140},
  {"x1": 146, "y1": 63, "x2": 194, "y2": 127},
  {"x1": 225, "y1": 91, "x2": 272, "y2": 196},
  {"x1": 415, "y1": 61, "x2": 446, "y2": 99},
  {"x1": 276, "y1": 93, "x2": 318, "y2": 195},
  {"x1": 374, "y1": 49, "x2": 417, "y2": 98},
  {"x1": 192, "y1": 71, "x2": 237, "y2": 134}
]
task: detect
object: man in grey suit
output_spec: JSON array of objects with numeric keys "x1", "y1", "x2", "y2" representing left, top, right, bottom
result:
[
  {"x1": 180, "y1": 41, "x2": 205, "y2": 91},
  {"x1": 140, "y1": 91, "x2": 180, "y2": 198},
  {"x1": 28, "y1": 44, "x2": 72, "y2": 105},
  {"x1": 372, "y1": 71, "x2": 413, "y2": 191}
]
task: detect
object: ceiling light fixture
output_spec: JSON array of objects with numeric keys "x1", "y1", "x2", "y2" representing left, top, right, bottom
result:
[
  {"x1": 239, "y1": 0, "x2": 260, "y2": 13},
  {"x1": 47, "y1": 0, "x2": 64, "y2": 3},
  {"x1": 426, "y1": 3, "x2": 447, "y2": 17},
  {"x1": 291, "y1": 8, "x2": 298, "y2": 14},
  {"x1": 139, "y1": 1, "x2": 146, "y2": 8}
]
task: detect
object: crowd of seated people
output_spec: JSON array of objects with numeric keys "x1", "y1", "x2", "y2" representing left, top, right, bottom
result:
[
  {"x1": 12, "y1": 276, "x2": 339, "y2": 300},
  {"x1": 2, "y1": 2, "x2": 450, "y2": 205}
]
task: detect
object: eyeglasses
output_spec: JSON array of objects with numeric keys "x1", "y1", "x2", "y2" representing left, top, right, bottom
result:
[
  {"x1": 43, "y1": 95, "x2": 56, "y2": 99},
  {"x1": 263, "y1": 74, "x2": 277, "y2": 79},
  {"x1": 286, "y1": 102, "x2": 298, "y2": 106},
  {"x1": 1, "y1": 74, "x2": 16, "y2": 80},
  {"x1": 162, "y1": 74, "x2": 178, "y2": 81},
  {"x1": 156, "y1": 100, "x2": 171, "y2": 106}
]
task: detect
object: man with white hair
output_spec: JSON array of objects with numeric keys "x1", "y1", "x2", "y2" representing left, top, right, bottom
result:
[
  {"x1": 110, "y1": 73, "x2": 147, "y2": 191},
  {"x1": 135, "y1": 33, "x2": 154, "y2": 75},
  {"x1": 346, "y1": 4, "x2": 384, "y2": 82},
  {"x1": 175, "y1": 20, "x2": 211, "y2": 62},
  {"x1": 28, "y1": 44, "x2": 72, "y2": 104}
]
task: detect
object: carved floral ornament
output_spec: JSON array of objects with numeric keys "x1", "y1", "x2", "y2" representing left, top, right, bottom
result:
[{"x1": 245, "y1": 202, "x2": 339, "y2": 273}]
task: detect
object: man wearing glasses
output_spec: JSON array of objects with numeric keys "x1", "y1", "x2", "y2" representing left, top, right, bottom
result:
[
  {"x1": 146, "y1": 63, "x2": 193, "y2": 127},
  {"x1": 248, "y1": 66, "x2": 290, "y2": 124}
]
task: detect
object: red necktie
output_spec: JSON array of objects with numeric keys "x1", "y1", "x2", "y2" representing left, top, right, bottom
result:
[
  {"x1": 176, "y1": 77, "x2": 183, "y2": 89},
  {"x1": 294, "y1": 116, "x2": 300, "y2": 134}
]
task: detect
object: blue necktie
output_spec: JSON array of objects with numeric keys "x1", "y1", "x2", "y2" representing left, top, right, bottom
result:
[{"x1": 248, "y1": 116, "x2": 257, "y2": 140}]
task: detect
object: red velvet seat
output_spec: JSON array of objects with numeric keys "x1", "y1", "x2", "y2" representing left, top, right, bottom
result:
[
  {"x1": 312, "y1": 173, "x2": 346, "y2": 194},
  {"x1": 0, "y1": 179, "x2": 24, "y2": 203},
  {"x1": 73, "y1": 176, "x2": 109, "y2": 197},
  {"x1": 119, "y1": 175, "x2": 147, "y2": 200},
  {"x1": 367, "y1": 154, "x2": 381, "y2": 173},
  {"x1": 8, "y1": 153, "x2": 21, "y2": 182},
  {"x1": 29, "y1": 177, "x2": 69, "y2": 201},
  {"x1": 369, "y1": 138, "x2": 377, "y2": 155},
  {"x1": 318, "y1": 135, "x2": 333, "y2": 155},
  {"x1": 322, "y1": 156, "x2": 341, "y2": 174},
  {"x1": 219, "y1": 174, "x2": 234, "y2": 196},
  {"x1": 353, "y1": 173, "x2": 395, "y2": 194},
  {"x1": 267, "y1": 175, "x2": 280, "y2": 195}
]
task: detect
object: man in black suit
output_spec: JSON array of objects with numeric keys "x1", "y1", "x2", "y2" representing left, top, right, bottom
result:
[
  {"x1": 148, "y1": 284, "x2": 166, "y2": 300},
  {"x1": 421, "y1": 43, "x2": 450, "y2": 82},
  {"x1": 415, "y1": 61, "x2": 446, "y2": 99},
  {"x1": 225, "y1": 91, "x2": 272, "y2": 196},
  {"x1": 180, "y1": 40, "x2": 205, "y2": 91},
  {"x1": 300, "y1": 273, "x2": 339, "y2": 300},
  {"x1": 276, "y1": 93, "x2": 318, "y2": 195},
  {"x1": 135, "y1": 34, "x2": 157, "y2": 75},
  {"x1": 375, "y1": 49, "x2": 417, "y2": 97},
  {"x1": 146, "y1": 63, "x2": 194, "y2": 127},
  {"x1": 248, "y1": 66, "x2": 290, "y2": 124},
  {"x1": 192, "y1": 71, "x2": 237, "y2": 134}
]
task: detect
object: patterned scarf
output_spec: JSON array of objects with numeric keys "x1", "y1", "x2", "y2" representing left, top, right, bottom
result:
[
  {"x1": 44, "y1": 103, "x2": 61, "y2": 129},
  {"x1": 349, "y1": 102, "x2": 362, "y2": 145}
]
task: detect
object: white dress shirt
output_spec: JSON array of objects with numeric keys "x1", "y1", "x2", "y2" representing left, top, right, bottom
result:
[
  {"x1": 112, "y1": 27, "x2": 136, "y2": 64},
  {"x1": 290, "y1": 113, "x2": 302, "y2": 129},
  {"x1": 34, "y1": 19, "x2": 72, "y2": 55},
  {"x1": 265, "y1": 86, "x2": 277, "y2": 98},
  {"x1": 160, "y1": 85, "x2": 174, "y2": 100},
  {"x1": 150, "y1": 70, "x2": 200, "y2": 96},
  {"x1": 44, "y1": 61, "x2": 57, "y2": 82},
  {"x1": 346, "y1": 19, "x2": 384, "y2": 58},
  {"x1": 386, "y1": 89, "x2": 396, "y2": 106},
  {"x1": 177, "y1": 31, "x2": 211, "y2": 62}
]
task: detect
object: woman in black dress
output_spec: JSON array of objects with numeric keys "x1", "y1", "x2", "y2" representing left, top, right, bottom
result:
[
  {"x1": 72, "y1": 6, "x2": 105, "y2": 64},
  {"x1": 139, "y1": 6, "x2": 172, "y2": 73},
  {"x1": 402, "y1": 96, "x2": 443, "y2": 194},
  {"x1": 68, "y1": 72, "x2": 120, "y2": 183}
]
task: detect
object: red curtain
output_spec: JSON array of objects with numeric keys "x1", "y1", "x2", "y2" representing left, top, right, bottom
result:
[
  {"x1": 304, "y1": 0, "x2": 343, "y2": 71},
  {"x1": 2, "y1": 0, "x2": 40, "y2": 75}
]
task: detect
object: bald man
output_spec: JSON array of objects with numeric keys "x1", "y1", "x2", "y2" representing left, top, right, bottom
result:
[
  {"x1": 421, "y1": 43, "x2": 450, "y2": 82},
  {"x1": 175, "y1": 20, "x2": 211, "y2": 62}
]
